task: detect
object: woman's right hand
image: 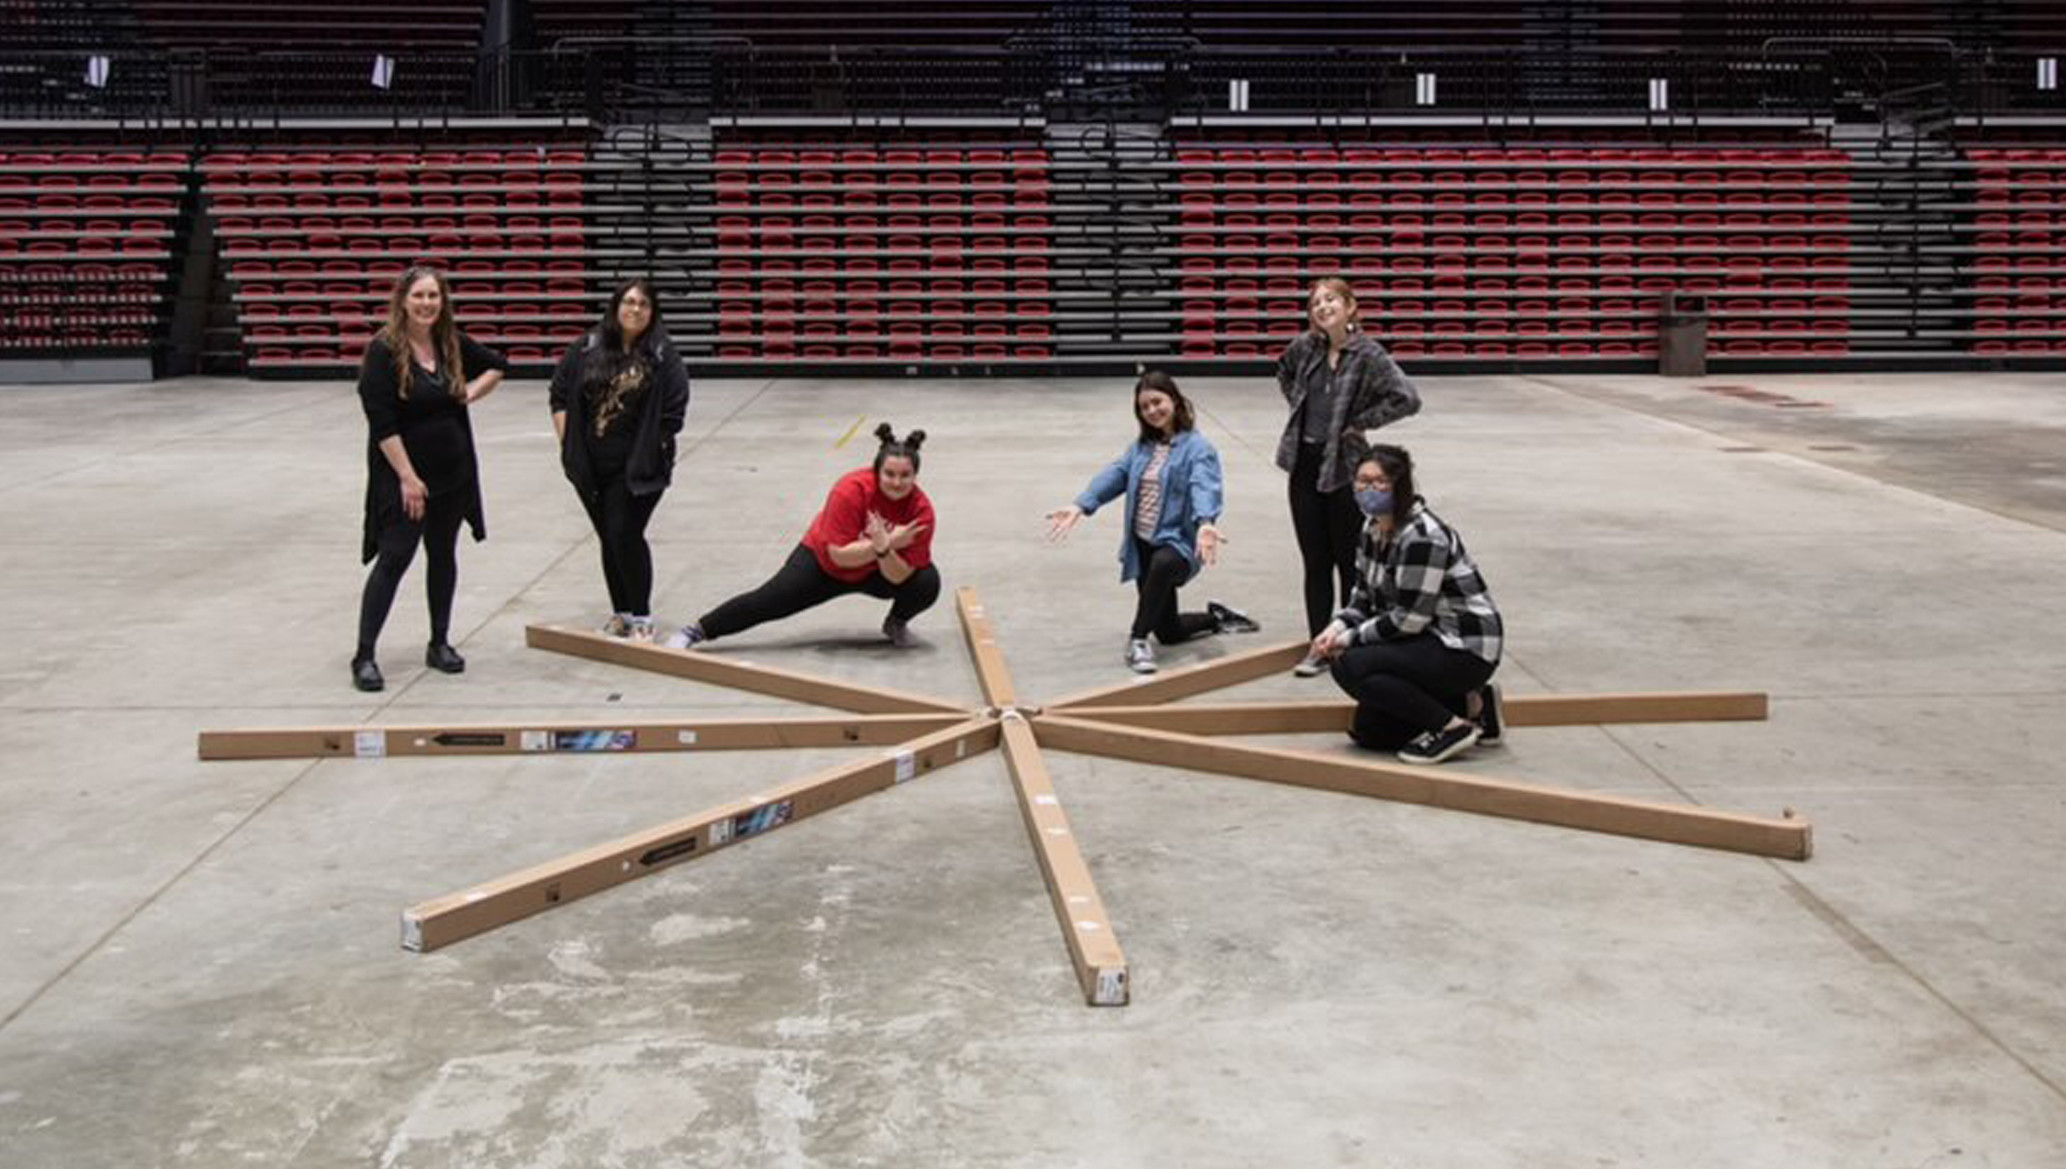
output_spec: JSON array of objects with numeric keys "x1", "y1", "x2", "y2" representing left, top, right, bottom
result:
[
  {"x1": 400, "y1": 475, "x2": 428, "y2": 521},
  {"x1": 1045, "y1": 506, "x2": 1082, "y2": 542}
]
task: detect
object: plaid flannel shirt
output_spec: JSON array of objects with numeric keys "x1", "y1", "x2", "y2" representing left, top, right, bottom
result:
[
  {"x1": 1274, "y1": 331, "x2": 1422, "y2": 493},
  {"x1": 1336, "y1": 500, "x2": 1503, "y2": 665}
]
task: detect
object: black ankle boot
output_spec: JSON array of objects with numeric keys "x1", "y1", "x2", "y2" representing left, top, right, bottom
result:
[
  {"x1": 351, "y1": 658, "x2": 384, "y2": 692},
  {"x1": 425, "y1": 642, "x2": 465, "y2": 674}
]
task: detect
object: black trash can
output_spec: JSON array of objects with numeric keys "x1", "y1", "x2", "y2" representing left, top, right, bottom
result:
[{"x1": 1659, "y1": 291, "x2": 1708, "y2": 377}]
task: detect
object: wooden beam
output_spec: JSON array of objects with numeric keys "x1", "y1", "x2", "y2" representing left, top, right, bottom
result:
[
  {"x1": 998, "y1": 715, "x2": 1129, "y2": 1006},
  {"x1": 1034, "y1": 714, "x2": 1811, "y2": 861},
  {"x1": 953, "y1": 587, "x2": 1017, "y2": 710},
  {"x1": 1044, "y1": 640, "x2": 1308, "y2": 710},
  {"x1": 1503, "y1": 691, "x2": 1769, "y2": 727},
  {"x1": 526, "y1": 623, "x2": 969, "y2": 715},
  {"x1": 1048, "y1": 691, "x2": 1770, "y2": 737},
  {"x1": 197, "y1": 713, "x2": 969, "y2": 761},
  {"x1": 401, "y1": 719, "x2": 1001, "y2": 952}
]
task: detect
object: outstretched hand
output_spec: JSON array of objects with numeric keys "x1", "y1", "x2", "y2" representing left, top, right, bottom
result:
[{"x1": 1045, "y1": 506, "x2": 1083, "y2": 542}]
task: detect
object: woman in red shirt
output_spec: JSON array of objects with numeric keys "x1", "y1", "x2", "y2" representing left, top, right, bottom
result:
[{"x1": 668, "y1": 424, "x2": 938, "y2": 648}]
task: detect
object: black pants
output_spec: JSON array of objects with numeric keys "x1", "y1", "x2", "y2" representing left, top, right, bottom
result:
[
  {"x1": 355, "y1": 489, "x2": 467, "y2": 661},
  {"x1": 1131, "y1": 538, "x2": 1217, "y2": 644},
  {"x1": 579, "y1": 473, "x2": 664, "y2": 615},
  {"x1": 1329, "y1": 632, "x2": 1497, "y2": 751},
  {"x1": 1288, "y1": 442, "x2": 1365, "y2": 636},
  {"x1": 699, "y1": 543, "x2": 941, "y2": 640}
]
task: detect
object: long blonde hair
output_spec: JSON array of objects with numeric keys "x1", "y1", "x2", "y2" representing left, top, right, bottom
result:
[
  {"x1": 1307, "y1": 276, "x2": 1363, "y2": 337},
  {"x1": 378, "y1": 266, "x2": 464, "y2": 399}
]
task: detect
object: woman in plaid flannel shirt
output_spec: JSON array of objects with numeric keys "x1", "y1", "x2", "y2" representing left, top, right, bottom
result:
[{"x1": 1310, "y1": 445, "x2": 1505, "y2": 765}]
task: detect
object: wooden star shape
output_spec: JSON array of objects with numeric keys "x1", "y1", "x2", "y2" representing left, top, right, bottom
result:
[{"x1": 201, "y1": 587, "x2": 1809, "y2": 1006}]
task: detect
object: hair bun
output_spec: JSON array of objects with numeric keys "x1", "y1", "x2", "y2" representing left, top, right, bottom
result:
[
  {"x1": 902, "y1": 428, "x2": 927, "y2": 450},
  {"x1": 874, "y1": 422, "x2": 896, "y2": 444}
]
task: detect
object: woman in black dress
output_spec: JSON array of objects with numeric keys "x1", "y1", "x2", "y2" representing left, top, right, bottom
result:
[
  {"x1": 351, "y1": 266, "x2": 508, "y2": 691},
  {"x1": 548, "y1": 279, "x2": 691, "y2": 641}
]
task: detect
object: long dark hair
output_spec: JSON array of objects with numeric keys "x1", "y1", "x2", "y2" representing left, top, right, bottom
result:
[
  {"x1": 872, "y1": 422, "x2": 926, "y2": 474},
  {"x1": 376, "y1": 265, "x2": 463, "y2": 401},
  {"x1": 1361, "y1": 443, "x2": 1418, "y2": 531},
  {"x1": 1133, "y1": 369, "x2": 1196, "y2": 444},
  {"x1": 580, "y1": 278, "x2": 664, "y2": 393}
]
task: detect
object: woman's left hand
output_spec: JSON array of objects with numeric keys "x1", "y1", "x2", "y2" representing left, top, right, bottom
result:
[{"x1": 1197, "y1": 522, "x2": 1225, "y2": 567}]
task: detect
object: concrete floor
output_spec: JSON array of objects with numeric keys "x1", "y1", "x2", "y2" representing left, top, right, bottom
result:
[{"x1": 1, "y1": 368, "x2": 2063, "y2": 1168}]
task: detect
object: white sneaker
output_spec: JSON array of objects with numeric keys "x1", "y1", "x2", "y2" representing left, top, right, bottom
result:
[
  {"x1": 627, "y1": 617, "x2": 656, "y2": 644},
  {"x1": 1293, "y1": 650, "x2": 1328, "y2": 677},
  {"x1": 664, "y1": 623, "x2": 706, "y2": 650},
  {"x1": 1125, "y1": 637, "x2": 1157, "y2": 674}
]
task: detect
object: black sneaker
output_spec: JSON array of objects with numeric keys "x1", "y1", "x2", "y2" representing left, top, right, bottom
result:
[
  {"x1": 425, "y1": 642, "x2": 466, "y2": 674},
  {"x1": 1476, "y1": 682, "x2": 1504, "y2": 747},
  {"x1": 1205, "y1": 600, "x2": 1261, "y2": 634},
  {"x1": 1398, "y1": 722, "x2": 1481, "y2": 765}
]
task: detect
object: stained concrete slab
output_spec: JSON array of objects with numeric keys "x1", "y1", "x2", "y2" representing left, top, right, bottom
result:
[{"x1": 1, "y1": 370, "x2": 2062, "y2": 1167}]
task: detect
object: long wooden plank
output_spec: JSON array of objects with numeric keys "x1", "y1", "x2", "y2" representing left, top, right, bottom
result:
[
  {"x1": 953, "y1": 586, "x2": 1017, "y2": 710},
  {"x1": 1045, "y1": 639, "x2": 1308, "y2": 710},
  {"x1": 1049, "y1": 691, "x2": 1769, "y2": 736},
  {"x1": 1034, "y1": 714, "x2": 1811, "y2": 861},
  {"x1": 401, "y1": 719, "x2": 1001, "y2": 952},
  {"x1": 999, "y1": 715, "x2": 1129, "y2": 1006},
  {"x1": 198, "y1": 713, "x2": 968, "y2": 761},
  {"x1": 526, "y1": 623, "x2": 969, "y2": 715}
]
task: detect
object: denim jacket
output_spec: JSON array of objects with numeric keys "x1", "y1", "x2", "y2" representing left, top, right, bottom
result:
[{"x1": 1074, "y1": 429, "x2": 1225, "y2": 584}]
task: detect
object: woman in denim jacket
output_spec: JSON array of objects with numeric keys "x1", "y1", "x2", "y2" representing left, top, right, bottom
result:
[{"x1": 1047, "y1": 371, "x2": 1261, "y2": 674}]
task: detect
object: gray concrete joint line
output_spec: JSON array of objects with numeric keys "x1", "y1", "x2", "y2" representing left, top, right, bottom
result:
[{"x1": 0, "y1": 754, "x2": 330, "y2": 1034}]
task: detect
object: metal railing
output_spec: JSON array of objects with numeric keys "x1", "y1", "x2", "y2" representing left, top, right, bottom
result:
[{"x1": 2, "y1": 41, "x2": 2063, "y2": 127}]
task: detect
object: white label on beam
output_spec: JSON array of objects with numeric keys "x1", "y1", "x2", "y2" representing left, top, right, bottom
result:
[
  {"x1": 1416, "y1": 72, "x2": 1437, "y2": 106},
  {"x1": 677, "y1": 729, "x2": 698, "y2": 746},
  {"x1": 1095, "y1": 968, "x2": 1126, "y2": 1005},
  {"x1": 353, "y1": 731, "x2": 385, "y2": 759},
  {"x1": 891, "y1": 749, "x2": 916, "y2": 783}
]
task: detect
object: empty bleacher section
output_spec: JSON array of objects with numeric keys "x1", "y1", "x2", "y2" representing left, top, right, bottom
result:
[
  {"x1": 199, "y1": 139, "x2": 594, "y2": 373},
  {"x1": 1958, "y1": 136, "x2": 2066, "y2": 357},
  {"x1": 680, "y1": 124, "x2": 1063, "y2": 363},
  {"x1": 5, "y1": 1, "x2": 2066, "y2": 378},
  {"x1": 0, "y1": 148, "x2": 188, "y2": 376},
  {"x1": 1152, "y1": 128, "x2": 1862, "y2": 363}
]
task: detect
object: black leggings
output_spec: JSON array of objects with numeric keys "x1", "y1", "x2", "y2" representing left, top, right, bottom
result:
[
  {"x1": 580, "y1": 474, "x2": 664, "y2": 615},
  {"x1": 1131, "y1": 538, "x2": 1217, "y2": 644},
  {"x1": 699, "y1": 543, "x2": 941, "y2": 640},
  {"x1": 1329, "y1": 632, "x2": 1496, "y2": 751},
  {"x1": 1288, "y1": 442, "x2": 1365, "y2": 636},
  {"x1": 356, "y1": 489, "x2": 466, "y2": 660}
]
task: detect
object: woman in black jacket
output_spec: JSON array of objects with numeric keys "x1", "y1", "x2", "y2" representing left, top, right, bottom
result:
[
  {"x1": 353, "y1": 266, "x2": 509, "y2": 692},
  {"x1": 548, "y1": 279, "x2": 691, "y2": 641}
]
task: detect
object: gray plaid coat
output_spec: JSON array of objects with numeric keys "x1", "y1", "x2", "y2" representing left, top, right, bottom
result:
[{"x1": 1273, "y1": 331, "x2": 1422, "y2": 493}]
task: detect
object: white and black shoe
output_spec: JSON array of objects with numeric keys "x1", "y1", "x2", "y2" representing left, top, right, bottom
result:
[
  {"x1": 664, "y1": 623, "x2": 707, "y2": 650},
  {"x1": 1205, "y1": 600, "x2": 1260, "y2": 634},
  {"x1": 1293, "y1": 651, "x2": 1328, "y2": 677},
  {"x1": 1398, "y1": 722, "x2": 1481, "y2": 765},
  {"x1": 1125, "y1": 637, "x2": 1157, "y2": 674}
]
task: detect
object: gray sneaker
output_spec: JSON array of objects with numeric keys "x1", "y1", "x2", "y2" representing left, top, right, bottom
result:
[
  {"x1": 1126, "y1": 637, "x2": 1157, "y2": 674},
  {"x1": 1293, "y1": 650, "x2": 1328, "y2": 677},
  {"x1": 882, "y1": 615, "x2": 915, "y2": 648}
]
